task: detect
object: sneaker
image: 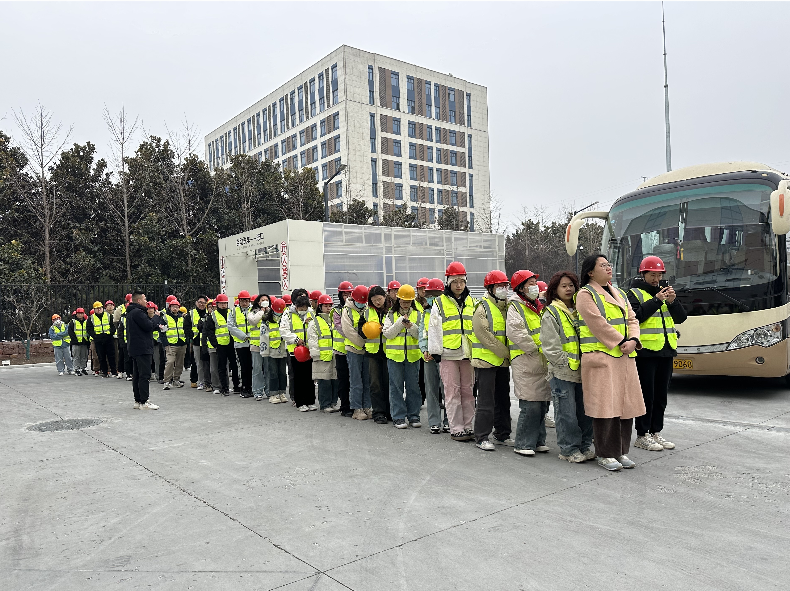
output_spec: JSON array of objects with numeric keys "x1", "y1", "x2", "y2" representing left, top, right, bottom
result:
[
  {"x1": 269, "y1": 395, "x2": 281, "y2": 404},
  {"x1": 58, "y1": 371, "x2": 64, "y2": 376},
  {"x1": 240, "y1": 392, "x2": 253, "y2": 398},
  {"x1": 514, "y1": 448, "x2": 536, "y2": 457},
  {"x1": 462, "y1": 428, "x2": 475, "y2": 438},
  {"x1": 332, "y1": 401, "x2": 342, "y2": 411},
  {"x1": 307, "y1": 404, "x2": 318, "y2": 411},
  {"x1": 618, "y1": 455, "x2": 636, "y2": 469},
  {"x1": 364, "y1": 408, "x2": 373, "y2": 419},
  {"x1": 254, "y1": 395, "x2": 264, "y2": 401},
  {"x1": 191, "y1": 382, "x2": 198, "y2": 388},
  {"x1": 476, "y1": 440, "x2": 496, "y2": 451},
  {"x1": 278, "y1": 393, "x2": 288, "y2": 403},
  {"x1": 67, "y1": 369, "x2": 74, "y2": 375},
  {"x1": 596, "y1": 457, "x2": 623, "y2": 471},
  {"x1": 580, "y1": 448, "x2": 596, "y2": 461},
  {"x1": 559, "y1": 451, "x2": 587, "y2": 463},
  {"x1": 126, "y1": 376, "x2": 133, "y2": 381},
  {"x1": 162, "y1": 383, "x2": 171, "y2": 390},
  {"x1": 213, "y1": 388, "x2": 221, "y2": 395},
  {"x1": 651, "y1": 432, "x2": 675, "y2": 449},
  {"x1": 634, "y1": 434, "x2": 663, "y2": 451},
  {"x1": 451, "y1": 431, "x2": 472, "y2": 442},
  {"x1": 352, "y1": 409, "x2": 368, "y2": 420},
  {"x1": 442, "y1": 425, "x2": 451, "y2": 433},
  {"x1": 536, "y1": 445, "x2": 550, "y2": 453},
  {"x1": 489, "y1": 435, "x2": 515, "y2": 447},
  {"x1": 409, "y1": 420, "x2": 421, "y2": 428},
  {"x1": 221, "y1": 390, "x2": 230, "y2": 397},
  {"x1": 141, "y1": 401, "x2": 159, "y2": 410},
  {"x1": 157, "y1": 379, "x2": 164, "y2": 384},
  {"x1": 373, "y1": 416, "x2": 388, "y2": 424},
  {"x1": 298, "y1": 405, "x2": 310, "y2": 412},
  {"x1": 394, "y1": 419, "x2": 408, "y2": 429},
  {"x1": 341, "y1": 411, "x2": 354, "y2": 418},
  {"x1": 430, "y1": 425, "x2": 441, "y2": 434},
  {"x1": 133, "y1": 402, "x2": 141, "y2": 409},
  {"x1": 116, "y1": 373, "x2": 123, "y2": 379},
  {"x1": 174, "y1": 381, "x2": 185, "y2": 388},
  {"x1": 545, "y1": 414, "x2": 556, "y2": 428},
  {"x1": 322, "y1": 407, "x2": 338, "y2": 413},
  {"x1": 197, "y1": 383, "x2": 204, "y2": 391}
]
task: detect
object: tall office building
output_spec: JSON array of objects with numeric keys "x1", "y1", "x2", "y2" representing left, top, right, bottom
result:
[{"x1": 204, "y1": 45, "x2": 489, "y2": 230}]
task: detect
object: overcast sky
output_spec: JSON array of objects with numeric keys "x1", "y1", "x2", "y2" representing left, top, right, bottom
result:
[{"x1": 2, "y1": 1, "x2": 789, "y2": 231}]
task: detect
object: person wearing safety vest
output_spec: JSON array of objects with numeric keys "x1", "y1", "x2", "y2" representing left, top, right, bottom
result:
[
  {"x1": 540, "y1": 271, "x2": 594, "y2": 464},
  {"x1": 204, "y1": 293, "x2": 240, "y2": 396},
  {"x1": 114, "y1": 295, "x2": 132, "y2": 380},
  {"x1": 246, "y1": 294, "x2": 270, "y2": 401},
  {"x1": 627, "y1": 255, "x2": 687, "y2": 453},
  {"x1": 382, "y1": 285, "x2": 422, "y2": 429},
  {"x1": 69, "y1": 307, "x2": 91, "y2": 376},
  {"x1": 413, "y1": 278, "x2": 429, "y2": 405},
  {"x1": 280, "y1": 293, "x2": 317, "y2": 411},
  {"x1": 309, "y1": 290, "x2": 322, "y2": 314},
  {"x1": 385, "y1": 280, "x2": 401, "y2": 311},
  {"x1": 419, "y1": 278, "x2": 449, "y2": 434},
  {"x1": 469, "y1": 270, "x2": 513, "y2": 452},
  {"x1": 308, "y1": 294, "x2": 340, "y2": 412},
  {"x1": 341, "y1": 285, "x2": 372, "y2": 420},
  {"x1": 49, "y1": 314, "x2": 74, "y2": 376},
  {"x1": 576, "y1": 254, "x2": 645, "y2": 472},
  {"x1": 161, "y1": 299, "x2": 187, "y2": 390},
  {"x1": 428, "y1": 262, "x2": 476, "y2": 442},
  {"x1": 228, "y1": 290, "x2": 255, "y2": 398},
  {"x1": 201, "y1": 299, "x2": 218, "y2": 394},
  {"x1": 283, "y1": 288, "x2": 310, "y2": 401},
  {"x1": 186, "y1": 295, "x2": 209, "y2": 390},
  {"x1": 331, "y1": 281, "x2": 354, "y2": 417},
  {"x1": 262, "y1": 297, "x2": 289, "y2": 404},
  {"x1": 103, "y1": 300, "x2": 121, "y2": 378},
  {"x1": 87, "y1": 300, "x2": 117, "y2": 378},
  {"x1": 365, "y1": 285, "x2": 391, "y2": 424},
  {"x1": 507, "y1": 270, "x2": 553, "y2": 457}
]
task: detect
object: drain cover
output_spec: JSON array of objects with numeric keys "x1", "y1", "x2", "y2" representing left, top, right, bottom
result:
[{"x1": 27, "y1": 418, "x2": 103, "y2": 432}]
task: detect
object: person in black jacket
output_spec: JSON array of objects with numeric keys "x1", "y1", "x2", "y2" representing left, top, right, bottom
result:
[
  {"x1": 627, "y1": 258, "x2": 687, "y2": 451},
  {"x1": 126, "y1": 292, "x2": 160, "y2": 409}
]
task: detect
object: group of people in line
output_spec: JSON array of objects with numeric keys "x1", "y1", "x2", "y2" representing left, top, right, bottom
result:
[{"x1": 48, "y1": 253, "x2": 686, "y2": 471}]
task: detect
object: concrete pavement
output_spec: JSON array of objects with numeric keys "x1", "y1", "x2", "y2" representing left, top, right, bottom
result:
[{"x1": 1, "y1": 366, "x2": 789, "y2": 590}]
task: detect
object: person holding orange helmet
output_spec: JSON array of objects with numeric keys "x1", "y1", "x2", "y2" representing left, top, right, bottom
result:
[{"x1": 341, "y1": 285, "x2": 372, "y2": 420}]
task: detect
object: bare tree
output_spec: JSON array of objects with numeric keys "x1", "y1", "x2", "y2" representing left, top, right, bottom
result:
[
  {"x1": 13, "y1": 104, "x2": 72, "y2": 282},
  {"x1": 103, "y1": 105, "x2": 140, "y2": 281},
  {"x1": 1, "y1": 285, "x2": 49, "y2": 359},
  {"x1": 477, "y1": 192, "x2": 503, "y2": 234}
]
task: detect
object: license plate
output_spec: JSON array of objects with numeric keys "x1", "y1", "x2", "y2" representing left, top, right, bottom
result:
[{"x1": 673, "y1": 359, "x2": 693, "y2": 370}]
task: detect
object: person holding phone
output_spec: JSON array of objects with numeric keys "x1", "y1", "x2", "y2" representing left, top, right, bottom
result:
[{"x1": 628, "y1": 255, "x2": 687, "y2": 452}]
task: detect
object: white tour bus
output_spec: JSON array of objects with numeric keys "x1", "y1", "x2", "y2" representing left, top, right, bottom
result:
[{"x1": 566, "y1": 162, "x2": 790, "y2": 381}]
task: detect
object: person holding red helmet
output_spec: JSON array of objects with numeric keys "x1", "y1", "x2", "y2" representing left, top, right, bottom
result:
[
  {"x1": 508, "y1": 270, "x2": 552, "y2": 456},
  {"x1": 627, "y1": 255, "x2": 687, "y2": 452},
  {"x1": 428, "y1": 262, "x2": 477, "y2": 441},
  {"x1": 332, "y1": 281, "x2": 354, "y2": 416},
  {"x1": 419, "y1": 279, "x2": 450, "y2": 433},
  {"x1": 309, "y1": 294, "x2": 340, "y2": 412},
  {"x1": 469, "y1": 269, "x2": 513, "y2": 451},
  {"x1": 341, "y1": 285, "x2": 372, "y2": 420},
  {"x1": 281, "y1": 293, "x2": 317, "y2": 411}
]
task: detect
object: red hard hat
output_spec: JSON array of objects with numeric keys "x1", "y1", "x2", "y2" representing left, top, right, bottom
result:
[
  {"x1": 147, "y1": 301, "x2": 156, "y2": 309},
  {"x1": 427, "y1": 278, "x2": 444, "y2": 291},
  {"x1": 75, "y1": 307, "x2": 85, "y2": 314},
  {"x1": 445, "y1": 261, "x2": 466, "y2": 277},
  {"x1": 537, "y1": 281, "x2": 548, "y2": 291},
  {"x1": 318, "y1": 294, "x2": 333, "y2": 305},
  {"x1": 271, "y1": 298, "x2": 287, "y2": 313},
  {"x1": 338, "y1": 281, "x2": 353, "y2": 292},
  {"x1": 510, "y1": 270, "x2": 539, "y2": 291},
  {"x1": 416, "y1": 277, "x2": 430, "y2": 288},
  {"x1": 387, "y1": 280, "x2": 401, "y2": 291},
  {"x1": 238, "y1": 290, "x2": 251, "y2": 299},
  {"x1": 309, "y1": 290, "x2": 322, "y2": 300},
  {"x1": 90, "y1": 309, "x2": 94, "y2": 315},
  {"x1": 639, "y1": 255, "x2": 666, "y2": 273},
  {"x1": 484, "y1": 270, "x2": 509, "y2": 287},
  {"x1": 125, "y1": 294, "x2": 132, "y2": 302},
  {"x1": 105, "y1": 300, "x2": 114, "y2": 306},
  {"x1": 166, "y1": 295, "x2": 176, "y2": 304},
  {"x1": 169, "y1": 300, "x2": 181, "y2": 307},
  {"x1": 352, "y1": 285, "x2": 370, "y2": 304},
  {"x1": 282, "y1": 294, "x2": 292, "y2": 304},
  {"x1": 293, "y1": 345, "x2": 311, "y2": 363},
  {"x1": 215, "y1": 293, "x2": 229, "y2": 303}
]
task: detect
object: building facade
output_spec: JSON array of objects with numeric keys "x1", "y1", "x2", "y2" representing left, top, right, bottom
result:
[{"x1": 204, "y1": 45, "x2": 489, "y2": 231}]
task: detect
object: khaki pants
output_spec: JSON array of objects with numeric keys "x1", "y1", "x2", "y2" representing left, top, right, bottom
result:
[{"x1": 164, "y1": 345, "x2": 187, "y2": 384}]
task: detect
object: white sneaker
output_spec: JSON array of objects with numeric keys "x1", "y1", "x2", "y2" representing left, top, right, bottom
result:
[
  {"x1": 162, "y1": 383, "x2": 171, "y2": 390},
  {"x1": 559, "y1": 451, "x2": 586, "y2": 463},
  {"x1": 307, "y1": 404, "x2": 318, "y2": 411},
  {"x1": 269, "y1": 395, "x2": 281, "y2": 404},
  {"x1": 197, "y1": 383, "x2": 204, "y2": 391},
  {"x1": 651, "y1": 432, "x2": 675, "y2": 449},
  {"x1": 536, "y1": 445, "x2": 550, "y2": 453},
  {"x1": 489, "y1": 435, "x2": 515, "y2": 447},
  {"x1": 126, "y1": 376, "x2": 133, "y2": 381},
  {"x1": 545, "y1": 414, "x2": 556, "y2": 428},
  {"x1": 116, "y1": 373, "x2": 123, "y2": 379},
  {"x1": 597, "y1": 457, "x2": 623, "y2": 471},
  {"x1": 618, "y1": 455, "x2": 636, "y2": 469},
  {"x1": 67, "y1": 369, "x2": 74, "y2": 375},
  {"x1": 298, "y1": 405, "x2": 310, "y2": 412},
  {"x1": 58, "y1": 371, "x2": 64, "y2": 376},
  {"x1": 634, "y1": 434, "x2": 663, "y2": 451},
  {"x1": 279, "y1": 393, "x2": 288, "y2": 403},
  {"x1": 476, "y1": 440, "x2": 496, "y2": 451},
  {"x1": 581, "y1": 448, "x2": 596, "y2": 461},
  {"x1": 213, "y1": 388, "x2": 221, "y2": 395},
  {"x1": 133, "y1": 402, "x2": 141, "y2": 409},
  {"x1": 514, "y1": 448, "x2": 536, "y2": 457},
  {"x1": 141, "y1": 401, "x2": 159, "y2": 410}
]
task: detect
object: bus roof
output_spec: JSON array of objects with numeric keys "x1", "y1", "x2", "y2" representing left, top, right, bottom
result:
[{"x1": 638, "y1": 162, "x2": 782, "y2": 189}]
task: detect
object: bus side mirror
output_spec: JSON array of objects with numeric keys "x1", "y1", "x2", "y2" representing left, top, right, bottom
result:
[
  {"x1": 770, "y1": 180, "x2": 790, "y2": 236},
  {"x1": 565, "y1": 211, "x2": 610, "y2": 256}
]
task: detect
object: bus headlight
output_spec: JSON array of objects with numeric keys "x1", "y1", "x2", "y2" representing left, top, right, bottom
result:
[{"x1": 726, "y1": 323, "x2": 783, "y2": 351}]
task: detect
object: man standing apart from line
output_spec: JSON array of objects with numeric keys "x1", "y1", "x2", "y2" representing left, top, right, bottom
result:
[{"x1": 126, "y1": 291, "x2": 160, "y2": 410}]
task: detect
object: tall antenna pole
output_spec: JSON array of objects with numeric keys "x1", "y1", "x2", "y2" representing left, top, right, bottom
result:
[{"x1": 662, "y1": 2, "x2": 672, "y2": 172}]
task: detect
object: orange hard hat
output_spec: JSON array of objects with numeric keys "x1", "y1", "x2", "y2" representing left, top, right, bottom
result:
[
  {"x1": 362, "y1": 321, "x2": 382, "y2": 339},
  {"x1": 51, "y1": 314, "x2": 61, "y2": 320}
]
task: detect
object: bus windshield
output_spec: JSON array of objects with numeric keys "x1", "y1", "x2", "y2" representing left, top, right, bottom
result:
[{"x1": 603, "y1": 182, "x2": 784, "y2": 315}]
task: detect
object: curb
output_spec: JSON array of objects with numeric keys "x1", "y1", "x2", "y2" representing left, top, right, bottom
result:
[{"x1": 0, "y1": 362, "x2": 57, "y2": 369}]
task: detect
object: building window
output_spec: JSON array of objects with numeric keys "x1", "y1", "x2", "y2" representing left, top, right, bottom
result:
[
  {"x1": 322, "y1": 163, "x2": 328, "y2": 180},
  {"x1": 319, "y1": 96, "x2": 325, "y2": 112},
  {"x1": 429, "y1": 208, "x2": 435, "y2": 224},
  {"x1": 449, "y1": 110, "x2": 456, "y2": 124},
  {"x1": 321, "y1": 141, "x2": 327, "y2": 158},
  {"x1": 410, "y1": 186, "x2": 417, "y2": 202},
  {"x1": 392, "y1": 118, "x2": 401, "y2": 135},
  {"x1": 272, "y1": 103, "x2": 278, "y2": 138},
  {"x1": 315, "y1": 167, "x2": 319, "y2": 183},
  {"x1": 408, "y1": 121, "x2": 416, "y2": 138},
  {"x1": 409, "y1": 143, "x2": 416, "y2": 159},
  {"x1": 393, "y1": 140, "x2": 402, "y2": 157},
  {"x1": 279, "y1": 98, "x2": 286, "y2": 133},
  {"x1": 371, "y1": 138, "x2": 376, "y2": 153},
  {"x1": 449, "y1": 131, "x2": 456, "y2": 146},
  {"x1": 300, "y1": 130, "x2": 306, "y2": 146},
  {"x1": 426, "y1": 126, "x2": 433, "y2": 142},
  {"x1": 392, "y1": 95, "x2": 400, "y2": 111},
  {"x1": 373, "y1": 201, "x2": 379, "y2": 223},
  {"x1": 368, "y1": 65, "x2": 374, "y2": 82},
  {"x1": 425, "y1": 80, "x2": 432, "y2": 119},
  {"x1": 451, "y1": 191, "x2": 458, "y2": 206},
  {"x1": 435, "y1": 126, "x2": 441, "y2": 142},
  {"x1": 436, "y1": 148, "x2": 442, "y2": 164},
  {"x1": 334, "y1": 135, "x2": 340, "y2": 153},
  {"x1": 429, "y1": 188, "x2": 435, "y2": 204},
  {"x1": 311, "y1": 123, "x2": 317, "y2": 140},
  {"x1": 426, "y1": 147, "x2": 433, "y2": 163},
  {"x1": 290, "y1": 92, "x2": 296, "y2": 127},
  {"x1": 273, "y1": 144, "x2": 279, "y2": 158},
  {"x1": 312, "y1": 146, "x2": 318, "y2": 161},
  {"x1": 300, "y1": 151, "x2": 306, "y2": 167},
  {"x1": 371, "y1": 158, "x2": 378, "y2": 183},
  {"x1": 310, "y1": 78, "x2": 316, "y2": 117},
  {"x1": 407, "y1": 99, "x2": 415, "y2": 114},
  {"x1": 320, "y1": 120, "x2": 326, "y2": 137},
  {"x1": 333, "y1": 89, "x2": 338, "y2": 105},
  {"x1": 369, "y1": 90, "x2": 375, "y2": 105},
  {"x1": 437, "y1": 189, "x2": 443, "y2": 205},
  {"x1": 436, "y1": 168, "x2": 442, "y2": 184},
  {"x1": 428, "y1": 167, "x2": 434, "y2": 183},
  {"x1": 298, "y1": 87, "x2": 305, "y2": 123},
  {"x1": 409, "y1": 164, "x2": 417, "y2": 180},
  {"x1": 469, "y1": 173, "x2": 474, "y2": 203},
  {"x1": 335, "y1": 180, "x2": 342, "y2": 199},
  {"x1": 469, "y1": 213, "x2": 475, "y2": 231},
  {"x1": 281, "y1": 139, "x2": 287, "y2": 154},
  {"x1": 394, "y1": 162, "x2": 402, "y2": 178},
  {"x1": 450, "y1": 171, "x2": 457, "y2": 185},
  {"x1": 438, "y1": 208, "x2": 443, "y2": 219},
  {"x1": 466, "y1": 92, "x2": 472, "y2": 127},
  {"x1": 468, "y1": 134, "x2": 473, "y2": 168},
  {"x1": 293, "y1": 155, "x2": 298, "y2": 169},
  {"x1": 395, "y1": 184, "x2": 403, "y2": 200},
  {"x1": 332, "y1": 63, "x2": 338, "y2": 81},
  {"x1": 372, "y1": 182, "x2": 378, "y2": 199},
  {"x1": 450, "y1": 151, "x2": 457, "y2": 166},
  {"x1": 407, "y1": 76, "x2": 414, "y2": 91},
  {"x1": 333, "y1": 112, "x2": 340, "y2": 129},
  {"x1": 391, "y1": 71, "x2": 399, "y2": 88}
]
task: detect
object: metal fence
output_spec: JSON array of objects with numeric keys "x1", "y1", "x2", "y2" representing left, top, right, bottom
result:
[{"x1": 0, "y1": 283, "x2": 218, "y2": 342}]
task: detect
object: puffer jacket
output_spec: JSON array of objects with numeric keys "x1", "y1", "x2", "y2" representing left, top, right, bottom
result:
[
  {"x1": 507, "y1": 293, "x2": 550, "y2": 401},
  {"x1": 308, "y1": 313, "x2": 337, "y2": 380},
  {"x1": 471, "y1": 293, "x2": 511, "y2": 369}
]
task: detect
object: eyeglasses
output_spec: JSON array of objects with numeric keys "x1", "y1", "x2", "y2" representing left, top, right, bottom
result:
[{"x1": 598, "y1": 263, "x2": 613, "y2": 269}]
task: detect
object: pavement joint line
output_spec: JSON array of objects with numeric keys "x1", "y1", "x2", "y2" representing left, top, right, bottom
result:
[
  {"x1": 665, "y1": 413, "x2": 790, "y2": 433},
  {"x1": 0, "y1": 378, "x2": 64, "y2": 421}
]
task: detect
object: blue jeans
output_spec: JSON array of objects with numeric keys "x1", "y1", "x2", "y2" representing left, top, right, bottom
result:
[
  {"x1": 54, "y1": 345, "x2": 73, "y2": 372},
  {"x1": 424, "y1": 359, "x2": 447, "y2": 428},
  {"x1": 550, "y1": 377, "x2": 594, "y2": 456},
  {"x1": 318, "y1": 379, "x2": 339, "y2": 409},
  {"x1": 347, "y1": 351, "x2": 370, "y2": 410},
  {"x1": 514, "y1": 400, "x2": 550, "y2": 451},
  {"x1": 267, "y1": 356, "x2": 288, "y2": 395},
  {"x1": 387, "y1": 359, "x2": 422, "y2": 422},
  {"x1": 252, "y1": 353, "x2": 266, "y2": 396}
]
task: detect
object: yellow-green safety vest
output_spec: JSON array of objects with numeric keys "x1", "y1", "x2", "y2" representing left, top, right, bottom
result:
[
  {"x1": 344, "y1": 307, "x2": 364, "y2": 353},
  {"x1": 211, "y1": 310, "x2": 230, "y2": 348},
  {"x1": 191, "y1": 308, "x2": 202, "y2": 338},
  {"x1": 434, "y1": 294, "x2": 475, "y2": 350},
  {"x1": 469, "y1": 299, "x2": 507, "y2": 367},
  {"x1": 232, "y1": 306, "x2": 251, "y2": 344},
  {"x1": 52, "y1": 324, "x2": 70, "y2": 347},
  {"x1": 364, "y1": 307, "x2": 384, "y2": 354},
  {"x1": 268, "y1": 319, "x2": 282, "y2": 350},
  {"x1": 508, "y1": 300, "x2": 543, "y2": 360},
  {"x1": 287, "y1": 312, "x2": 308, "y2": 354},
  {"x1": 576, "y1": 286, "x2": 636, "y2": 358},
  {"x1": 166, "y1": 313, "x2": 185, "y2": 345},
  {"x1": 72, "y1": 319, "x2": 88, "y2": 343},
  {"x1": 331, "y1": 307, "x2": 346, "y2": 354},
  {"x1": 92, "y1": 312, "x2": 110, "y2": 336},
  {"x1": 315, "y1": 315, "x2": 334, "y2": 362},
  {"x1": 630, "y1": 288, "x2": 677, "y2": 351},
  {"x1": 543, "y1": 304, "x2": 581, "y2": 371},
  {"x1": 385, "y1": 308, "x2": 421, "y2": 363}
]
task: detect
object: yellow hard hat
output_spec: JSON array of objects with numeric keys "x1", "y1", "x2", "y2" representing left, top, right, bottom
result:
[
  {"x1": 362, "y1": 321, "x2": 382, "y2": 339},
  {"x1": 93, "y1": 301, "x2": 103, "y2": 309},
  {"x1": 397, "y1": 284, "x2": 416, "y2": 301},
  {"x1": 179, "y1": 306, "x2": 187, "y2": 313}
]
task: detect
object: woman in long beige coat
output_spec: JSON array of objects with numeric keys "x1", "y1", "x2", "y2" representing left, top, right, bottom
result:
[{"x1": 576, "y1": 254, "x2": 646, "y2": 471}]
